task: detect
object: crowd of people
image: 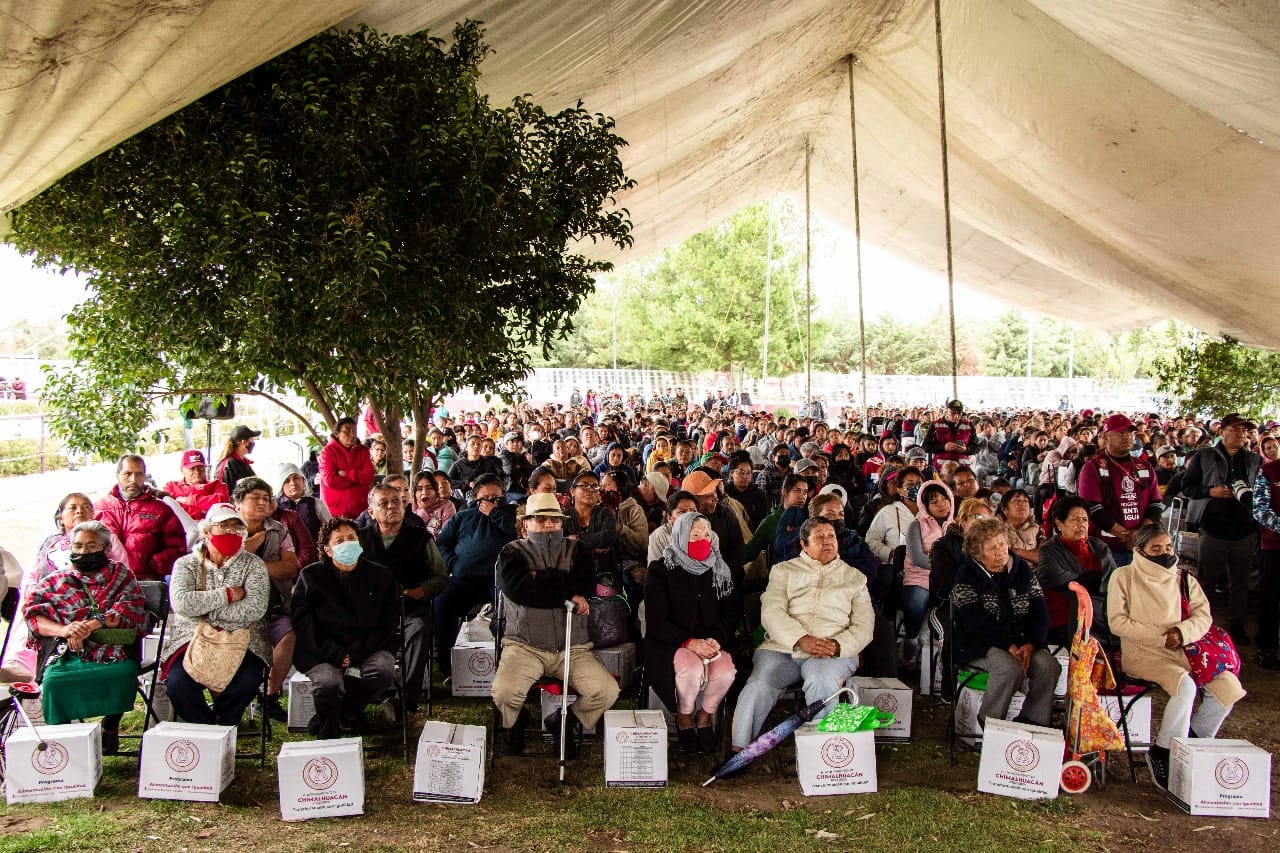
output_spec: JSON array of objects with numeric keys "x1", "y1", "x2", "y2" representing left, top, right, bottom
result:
[{"x1": 3, "y1": 389, "x2": 1273, "y2": 794}]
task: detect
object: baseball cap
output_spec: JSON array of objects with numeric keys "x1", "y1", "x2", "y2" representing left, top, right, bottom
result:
[
  {"x1": 502, "y1": 430, "x2": 524, "y2": 444},
  {"x1": 1155, "y1": 445, "x2": 1176, "y2": 458},
  {"x1": 680, "y1": 471, "x2": 719, "y2": 495},
  {"x1": 819, "y1": 483, "x2": 848, "y2": 507},
  {"x1": 1220, "y1": 413, "x2": 1257, "y2": 430},
  {"x1": 1103, "y1": 414, "x2": 1136, "y2": 433},
  {"x1": 229, "y1": 425, "x2": 261, "y2": 443},
  {"x1": 947, "y1": 399, "x2": 964, "y2": 412},
  {"x1": 792, "y1": 459, "x2": 819, "y2": 476},
  {"x1": 204, "y1": 504, "x2": 244, "y2": 526},
  {"x1": 644, "y1": 472, "x2": 670, "y2": 503},
  {"x1": 181, "y1": 450, "x2": 207, "y2": 468}
]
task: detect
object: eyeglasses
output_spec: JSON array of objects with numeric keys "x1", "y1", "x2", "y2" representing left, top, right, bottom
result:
[
  {"x1": 575, "y1": 483, "x2": 601, "y2": 491},
  {"x1": 477, "y1": 495, "x2": 503, "y2": 503}
]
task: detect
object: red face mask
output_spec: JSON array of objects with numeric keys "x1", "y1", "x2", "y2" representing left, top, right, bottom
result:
[
  {"x1": 209, "y1": 533, "x2": 243, "y2": 558},
  {"x1": 687, "y1": 539, "x2": 712, "y2": 561}
]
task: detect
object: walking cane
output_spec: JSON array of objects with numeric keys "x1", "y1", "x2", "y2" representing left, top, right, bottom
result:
[{"x1": 559, "y1": 599, "x2": 575, "y2": 784}]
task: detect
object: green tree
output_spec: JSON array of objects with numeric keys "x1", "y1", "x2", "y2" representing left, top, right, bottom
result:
[
  {"x1": 1155, "y1": 335, "x2": 1280, "y2": 418},
  {"x1": 9, "y1": 23, "x2": 633, "y2": 466}
]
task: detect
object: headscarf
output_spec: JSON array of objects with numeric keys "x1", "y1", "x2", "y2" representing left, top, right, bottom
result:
[{"x1": 662, "y1": 512, "x2": 733, "y2": 599}]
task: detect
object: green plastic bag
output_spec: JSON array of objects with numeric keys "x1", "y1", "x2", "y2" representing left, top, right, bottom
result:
[
  {"x1": 958, "y1": 670, "x2": 989, "y2": 691},
  {"x1": 817, "y1": 703, "x2": 894, "y2": 732}
]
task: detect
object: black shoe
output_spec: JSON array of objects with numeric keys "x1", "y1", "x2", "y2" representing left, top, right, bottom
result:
[
  {"x1": 697, "y1": 725, "x2": 718, "y2": 754},
  {"x1": 548, "y1": 711, "x2": 582, "y2": 761},
  {"x1": 1229, "y1": 625, "x2": 1252, "y2": 647},
  {"x1": 504, "y1": 708, "x2": 530, "y2": 755},
  {"x1": 676, "y1": 726, "x2": 699, "y2": 753},
  {"x1": 261, "y1": 694, "x2": 287, "y2": 722},
  {"x1": 102, "y1": 728, "x2": 120, "y2": 754},
  {"x1": 1257, "y1": 649, "x2": 1280, "y2": 670},
  {"x1": 1146, "y1": 745, "x2": 1170, "y2": 792}
]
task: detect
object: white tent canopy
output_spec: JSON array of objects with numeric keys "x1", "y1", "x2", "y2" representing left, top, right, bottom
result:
[{"x1": 1, "y1": 1, "x2": 1277, "y2": 344}]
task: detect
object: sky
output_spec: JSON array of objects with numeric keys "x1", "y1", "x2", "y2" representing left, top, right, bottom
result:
[{"x1": 0, "y1": 244, "x2": 88, "y2": 324}]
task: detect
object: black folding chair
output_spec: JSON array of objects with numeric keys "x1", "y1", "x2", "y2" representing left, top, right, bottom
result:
[{"x1": 363, "y1": 599, "x2": 411, "y2": 762}]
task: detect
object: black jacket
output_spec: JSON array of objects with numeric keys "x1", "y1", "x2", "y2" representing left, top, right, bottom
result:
[
  {"x1": 291, "y1": 557, "x2": 400, "y2": 672},
  {"x1": 499, "y1": 449, "x2": 535, "y2": 495},
  {"x1": 950, "y1": 555, "x2": 1049, "y2": 666},
  {"x1": 358, "y1": 523, "x2": 448, "y2": 601}
]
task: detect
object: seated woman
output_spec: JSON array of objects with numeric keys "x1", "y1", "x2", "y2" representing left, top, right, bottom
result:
[
  {"x1": 998, "y1": 488, "x2": 1041, "y2": 565},
  {"x1": 412, "y1": 470, "x2": 456, "y2": 539},
  {"x1": 950, "y1": 516, "x2": 1061, "y2": 728},
  {"x1": 162, "y1": 504, "x2": 272, "y2": 726},
  {"x1": 902, "y1": 481, "x2": 954, "y2": 668},
  {"x1": 24, "y1": 520, "x2": 146, "y2": 751},
  {"x1": 1107, "y1": 525, "x2": 1245, "y2": 791},
  {"x1": 732, "y1": 517, "x2": 874, "y2": 751},
  {"x1": 644, "y1": 513, "x2": 741, "y2": 753},
  {"x1": 292, "y1": 517, "x2": 400, "y2": 739},
  {"x1": 1035, "y1": 495, "x2": 1117, "y2": 646}
]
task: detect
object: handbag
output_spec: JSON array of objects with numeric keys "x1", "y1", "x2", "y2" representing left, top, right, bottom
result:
[
  {"x1": 183, "y1": 558, "x2": 251, "y2": 691},
  {"x1": 588, "y1": 573, "x2": 631, "y2": 649},
  {"x1": 1179, "y1": 572, "x2": 1240, "y2": 687}
]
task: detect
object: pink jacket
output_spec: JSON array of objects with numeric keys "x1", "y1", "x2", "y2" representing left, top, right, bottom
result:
[{"x1": 904, "y1": 481, "x2": 955, "y2": 590}]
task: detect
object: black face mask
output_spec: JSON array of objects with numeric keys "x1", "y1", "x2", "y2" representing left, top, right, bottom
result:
[
  {"x1": 827, "y1": 519, "x2": 847, "y2": 536},
  {"x1": 1148, "y1": 552, "x2": 1177, "y2": 569},
  {"x1": 69, "y1": 551, "x2": 109, "y2": 573}
]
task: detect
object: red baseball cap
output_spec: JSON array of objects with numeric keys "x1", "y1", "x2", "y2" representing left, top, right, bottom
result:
[
  {"x1": 181, "y1": 450, "x2": 207, "y2": 468},
  {"x1": 1103, "y1": 414, "x2": 1136, "y2": 433}
]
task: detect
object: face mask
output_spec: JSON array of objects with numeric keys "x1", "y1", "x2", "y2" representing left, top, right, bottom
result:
[
  {"x1": 69, "y1": 551, "x2": 109, "y2": 573},
  {"x1": 209, "y1": 533, "x2": 244, "y2": 558},
  {"x1": 601, "y1": 491, "x2": 622, "y2": 511},
  {"x1": 905, "y1": 484, "x2": 922, "y2": 502},
  {"x1": 331, "y1": 540, "x2": 363, "y2": 566},
  {"x1": 687, "y1": 539, "x2": 713, "y2": 561},
  {"x1": 1149, "y1": 552, "x2": 1177, "y2": 569}
]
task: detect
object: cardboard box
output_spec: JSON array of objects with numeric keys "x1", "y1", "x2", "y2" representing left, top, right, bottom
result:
[
  {"x1": 1099, "y1": 695, "x2": 1152, "y2": 748},
  {"x1": 142, "y1": 630, "x2": 163, "y2": 664},
  {"x1": 603, "y1": 710, "x2": 667, "y2": 788},
  {"x1": 413, "y1": 721, "x2": 487, "y2": 804},
  {"x1": 539, "y1": 689, "x2": 597, "y2": 734},
  {"x1": 277, "y1": 737, "x2": 365, "y2": 821},
  {"x1": 851, "y1": 677, "x2": 912, "y2": 742},
  {"x1": 18, "y1": 695, "x2": 44, "y2": 726},
  {"x1": 918, "y1": 635, "x2": 943, "y2": 696},
  {"x1": 5, "y1": 721, "x2": 102, "y2": 804},
  {"x1": 287, "y1": 671, "x2": 316, "y2": 732},
  {"x1": 795, "y1": 725, "x2": 877, "y2": 796},
  {"x1": 138, "y1": 722, "x2": 236, "y2": 802},
  {"x1": 450, "y1": 641, "x2": 496, "y2": 698},
  {"x1": 1052, "y1": 651, "x2": 1070, "y2": 698},
  {"x1": 592, "y1": 642, "x2": 636, "y2": 690},
  {"x1": 956, "y1": 686, "x2": 1026, "y2": 747},
  {"x1": 1168, "y1": 738, "x2": 1271, "y2": 818},
  {"x1": 977, "y1": 718, "x2": 1065, "y2": 800}
]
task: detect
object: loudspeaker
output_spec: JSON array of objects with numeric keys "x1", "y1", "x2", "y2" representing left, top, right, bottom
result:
[{"x1": 180, "y1": 396, "x2": 235, "y2": 421}]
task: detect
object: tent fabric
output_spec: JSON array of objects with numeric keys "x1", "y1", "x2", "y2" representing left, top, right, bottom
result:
[{"x1": 1, "y1": 1, "x2": 1277, "y2": 345}]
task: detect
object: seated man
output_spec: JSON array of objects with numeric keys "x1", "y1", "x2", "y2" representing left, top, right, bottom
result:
[
  {"x1": 491, "y1": 493, "x2": 620, "y2": 757},
  {"x1": 291, "y1": 517, "x2": 400, "y2": 739},
  {"x1": 164, "y1": 450, "x2": 229, "y2": 521},
  {"x1": 358, "y1": 483, "x2": 447, "y2": 711},
  {"x1": 731, "y1": 517, "x2": 874, "y2": 750}
]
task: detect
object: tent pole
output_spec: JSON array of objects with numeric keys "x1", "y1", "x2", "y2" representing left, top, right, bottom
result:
[
  {"x1": 847, "y1": 55, "x2": 868, "y2": 421},
  {"x1": 932, "y1": 0, "x2": 958, "y2": 399},
  {"x1": 805, "y1": 138, "x2": 813, "y2": 409},
  {"x1": 763, "y1": 199, "x2": 774, "y2": 385}
]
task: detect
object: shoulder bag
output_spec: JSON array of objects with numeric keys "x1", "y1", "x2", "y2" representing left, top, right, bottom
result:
[{"x1": 183, "y1": 557, "x2": 251, "y2": 691}]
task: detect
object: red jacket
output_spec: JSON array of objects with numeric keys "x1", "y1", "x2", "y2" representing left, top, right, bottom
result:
[
  {"x1": 319, "y1": 438, "x2": 376, "y2": 519},
  {"x1": 163, "y1": 479, "x2": 229, "y2": 521},
  {"x1": 94, "y1": 486, "x2": 188, "y2": 580}
]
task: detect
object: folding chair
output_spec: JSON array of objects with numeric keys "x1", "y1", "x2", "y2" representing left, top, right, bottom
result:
[
  {"x1": 945, "y1": 607, "x2": 986, "y2": 765},
  {"x1": 362, "y1": 599, "x2": 410, "y2": 762},
  {"x1": 1097, "y1": 643, "x2": 1160, "y2": 782}
]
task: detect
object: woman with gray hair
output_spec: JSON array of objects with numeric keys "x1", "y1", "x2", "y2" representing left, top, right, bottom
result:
[
  {"x1": 949, "y1": 516, "x2": 1060, "y2": 728},
  {"x1": 161, "y1": 504, "x2": 271, "y2": 726},
  {"x1": 24, "y1": 520, "x2": 146, "y2": 751}
]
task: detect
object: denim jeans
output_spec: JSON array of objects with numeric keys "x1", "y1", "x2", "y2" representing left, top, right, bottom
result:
[{"x1": 730, "y1": 648, "x2": 856, "y2": 748}]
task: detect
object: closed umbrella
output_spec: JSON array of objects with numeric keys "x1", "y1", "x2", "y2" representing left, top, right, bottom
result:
[{"x1": 702, "y1": 686, "x2": 856, "y2": 786}]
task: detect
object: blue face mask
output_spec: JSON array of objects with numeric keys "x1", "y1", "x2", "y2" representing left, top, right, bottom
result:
[
  {"x1": 905, "y1": 484, "x2": 922, "y2": 502},
  {"x1": 331, "y1": 540, "x2": 363, "y2": 566}
]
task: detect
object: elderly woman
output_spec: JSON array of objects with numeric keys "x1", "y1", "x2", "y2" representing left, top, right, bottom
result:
[
  {"x1": 644, "y1": 513, "x2": 741, "y2": 753},
  {"x1": 1035, "y1": 495, "x2": 1118, "y2": 645},
  {"x1": 162, "y1": 504, "x2": 272, "y2": 726},
  {"x1": 3, "y1": 493, "x2": 125, "y2": 680},
  {"x1": 1107, "y1": 525, "x2": 1245, "y2": 791},
  {"x1": 732, "y1": 517, "x2": 874, "y2": 750},
  {"x1": 950, "y1": 516, "x2": 1060, "y2": 728},
  {"x1": 412, "y1": 470, "x2": 456, "y2": 538},
  {"x1": 998, "y1": 489, "x2": 1041, "y2": 565},
  {"x1": 24, "y1": 520, "x2": 145, "y2": 748}
]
